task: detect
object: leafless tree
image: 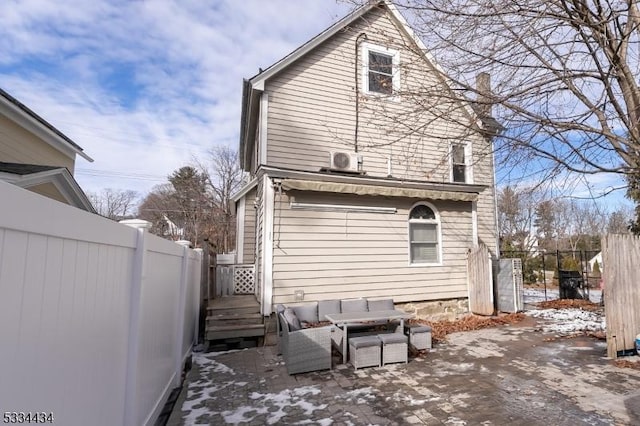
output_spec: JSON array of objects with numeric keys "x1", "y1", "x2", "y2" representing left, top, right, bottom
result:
[
  {"x1": 390, "y1": 0, "x2": 640, "y2": 179},
  {"x1": 88, "y1": 188, "x2": 138, "y2": 220},
  {"x1": 340, "y1": 0, "x2": 640, "y2": 200},
  {"x1": 137, "y1": 183, "x2": 184, "y2": 240},
  {"x1": 498, "y1": 185, "x2": 543, "y2": 253},
  {"x1": 607, "y1": 206, "x2": 634, "y2": 233},
  {"x1": 196, "y1": 146, "x2": 244, "y2": 253}
]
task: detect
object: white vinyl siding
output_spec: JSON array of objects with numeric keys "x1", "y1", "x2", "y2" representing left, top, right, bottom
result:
[
  {"x1": 257, "y1": 5, "x2": 498, "y2": 259},
  {"x1": 264, "y1": 7, "x2": 482, "y2": 184},
  {"x1": 270, "y1": 191, "x2": 472, "y2": 305}
]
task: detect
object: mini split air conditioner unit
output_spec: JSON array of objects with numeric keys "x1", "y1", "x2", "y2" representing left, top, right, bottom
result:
[
  {"x1": 330, "y1": 151, "x2": 360, "y2": 172},
  {"x1": 496, "y1": 258, "x2": 524, "y2": 313}
]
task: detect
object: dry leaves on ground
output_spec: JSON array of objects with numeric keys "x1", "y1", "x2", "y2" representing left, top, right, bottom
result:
[
  {"x1": 409, "y1": 313, "x2": 526, "y2": 344},
  {"x1": 534, "y1": 299, "x2": 602, "y2": 312},
  {"x1": 614, "y1": 359, "x2": 640, "y2": 370}
]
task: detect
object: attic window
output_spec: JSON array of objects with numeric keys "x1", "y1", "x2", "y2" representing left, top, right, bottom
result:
[
  {"x1": 362, "y1": 43, "x2": 399, "y2": 96},
  {"x1": 451, "y1": 143, "x2": 473, "y2": 183}
]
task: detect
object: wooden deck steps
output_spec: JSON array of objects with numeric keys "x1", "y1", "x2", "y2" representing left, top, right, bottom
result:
[{"x1": 205, "y1": 295, "x2": 265, "y2": 341}]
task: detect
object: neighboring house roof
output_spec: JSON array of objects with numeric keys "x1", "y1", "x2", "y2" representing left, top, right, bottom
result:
[
  {"x1": 589, "y1": 251, "x2": 603, "y2": 272},
  {"x1": 0, "y1": 161, "x2": 96, "y2": 212},
  {"x1": 0, "y1": 87, "x2": 93, "y2": 163},
  {"x1": 239, "y1": 0, "x2": 488, "y2": 169}
]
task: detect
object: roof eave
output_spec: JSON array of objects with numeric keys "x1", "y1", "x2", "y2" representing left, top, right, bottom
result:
[
  {"x1": 239, "y1": 80, "x2": 262, "y2": 171},
  {"x1": 5, "y1": 167, "x2": 96, "y2": 213},
  {"x1": 248, "y1": 1, "x2": 384, "y2": 88},
  {"x1": 0, "y1": 88, "x2": 94, "y2": 163}
]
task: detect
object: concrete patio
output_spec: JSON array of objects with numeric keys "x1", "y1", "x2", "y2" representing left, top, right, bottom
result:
[{"x1": 169, "y1": 315, "x2": 640, "y2": 425}]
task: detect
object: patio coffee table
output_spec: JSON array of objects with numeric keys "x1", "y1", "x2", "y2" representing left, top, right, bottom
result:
[{"x1": 325, "y1": 310, "x2": 413, "y2": 364}]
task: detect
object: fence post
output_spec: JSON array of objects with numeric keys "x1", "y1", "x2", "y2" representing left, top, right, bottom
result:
[
  {"x1": 175, "y1": 241, "x2": 190, "y2": 387},
  {"x1": 120, "y1": 221, "x2": 151, "y2": 426},
  {"x1": 194, "y1": 248, "x2": 203, "y2": 345}
]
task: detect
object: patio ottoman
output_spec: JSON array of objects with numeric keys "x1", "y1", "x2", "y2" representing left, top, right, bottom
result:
[
  {"x1": 405, "y1": 324, "x2": 432, "y2": 351},
  {"x1": 349, "y1": 335, "x2": 381, "y2": 370},
  {"x1": 378, "y1": 333, "x2": 408, "y2": 365}
]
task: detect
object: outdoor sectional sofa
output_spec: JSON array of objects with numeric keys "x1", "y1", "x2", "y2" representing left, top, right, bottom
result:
[{"x1": 275, "y1": 298, "x2": 398, "y2": 375}]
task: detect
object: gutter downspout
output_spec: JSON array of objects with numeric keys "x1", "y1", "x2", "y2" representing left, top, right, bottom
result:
[{"x1": 354, "y1": 32, "x2": 368, "y2": 153}]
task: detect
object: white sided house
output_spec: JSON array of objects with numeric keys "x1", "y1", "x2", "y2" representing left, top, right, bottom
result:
[{"x1": 232, "y1": 1, "x2": 500, "y2": 321}]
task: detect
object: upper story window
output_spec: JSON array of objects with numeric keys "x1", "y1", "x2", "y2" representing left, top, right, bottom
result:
[
  {"x1": 408, "y1": 203, "x2": 441, "y2": 265},
  {"x1": 362, "y1": 42, "x2": 400, "y2": 96},
  {"x1": 451, "y1": 143, "x2": 472, "y2": 183}
]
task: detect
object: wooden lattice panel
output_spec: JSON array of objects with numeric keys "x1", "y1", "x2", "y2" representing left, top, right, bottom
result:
[{"x1": 233, "y1": 265, "x2": 255, "y2": 295}]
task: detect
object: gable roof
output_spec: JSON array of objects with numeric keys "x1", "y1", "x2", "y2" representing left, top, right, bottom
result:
[
  {"x1": 247, "y1": 1, "x2": 445, "y2": 90},
  {"x1": 0, "y1": 88, "x2": 93, "y2": 163},
  {"x1": 238, "y1": 0, "x2": 418, "y2": 168},
  {"x1": 239, "y1": 0, "x2": 485, "y2": 170},
  {"x1": 0, "y1": 161, "x2": 96, "y2": 212}
]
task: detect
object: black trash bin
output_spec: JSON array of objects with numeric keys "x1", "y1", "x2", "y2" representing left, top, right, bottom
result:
[{"x1": 558, "y1": 270, "x2": 584, "y2": 299}]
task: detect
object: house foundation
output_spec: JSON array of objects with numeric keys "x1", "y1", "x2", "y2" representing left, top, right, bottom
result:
[{"x1": 398, "y1": 298, "x2": 469, "y2": 322}]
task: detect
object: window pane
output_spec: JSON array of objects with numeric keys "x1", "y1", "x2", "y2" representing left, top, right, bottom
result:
[
  {"x1": 409, "y1": 205, "x2": 435, "y2": 220},
  {"x1": 410, "y1": 224, "x2": 437, "y2": 242},
  {"x1": 369, "y1": 52, "x2": 392, "y2": 74},
  {"x1": 411, "y1": 243, "x2": 438, "y2": 263},
  {"x1": 452, "y1": 144, "x2": 465, "y2": 164},
  {"x1": 453, "y1": 165, "x2": 466, "y2": 183},
  {"x1": 369, "y1": 72, "x2": 393, "y2": 94}
]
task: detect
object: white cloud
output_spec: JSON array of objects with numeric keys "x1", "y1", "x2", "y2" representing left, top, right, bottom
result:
[{"x1": 0, "y1": 0, "x2": 353, "y2": 195}]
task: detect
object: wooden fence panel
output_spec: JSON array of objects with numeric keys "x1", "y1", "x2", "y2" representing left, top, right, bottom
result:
[
  {"x1": 467, "y1": 244, "x2": 494, "y2": 315},
  {"x1": 603, "y1": 234, "x2": 640, "y2": 358}
]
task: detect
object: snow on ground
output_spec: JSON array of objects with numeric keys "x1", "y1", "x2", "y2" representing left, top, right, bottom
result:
[
  {"x1": 182, "y1": 351, "x2": 332, "y2": 425},
  {"x1": 526, "y1": 308, "x2": 605, "y2": 334},
  {"x1": 524, "y1": 287, "x2": 602, "y2": 304},
  {"x1": 524, "y1": 287, "x2": 605, "y2": 334}
]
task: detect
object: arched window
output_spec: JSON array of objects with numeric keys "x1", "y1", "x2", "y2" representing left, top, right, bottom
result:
[{"x1": 409, "y1": 203, "x2": 440, "y2": 264}]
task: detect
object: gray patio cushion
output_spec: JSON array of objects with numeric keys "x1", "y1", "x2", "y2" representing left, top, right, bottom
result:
[
  {"x1": 341, "y1": 298, "x2": 368, "y2": 313},
  {"x1": 378, "y1": 333, "x2": 408, "y2": 345},
  {"x1": 283, "y1": 308, "x2": 301, "y2": 331},
  {"x1": 349, "y1": 335, "x2": 381, "y2": 349},
  {"x1": 275, "y1": 304, "x2": 286, "y2": 314},
  {"x1": 367, "y1": 299, "x2": 394, "y2": 311},
  {"x1": 292, "y1": 302, "x2": 319, "y2": 324},
  {"x1": 406, "y1": 324, "x2": 432, "y2": 333},
  {"x1": 318, "y1": 299, "x2": 341, "y2": 321}
]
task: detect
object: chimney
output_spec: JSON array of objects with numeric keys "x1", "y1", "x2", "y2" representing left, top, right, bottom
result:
[{"x1": 476, "y1": 72, "x2": 492, "y2": 118}]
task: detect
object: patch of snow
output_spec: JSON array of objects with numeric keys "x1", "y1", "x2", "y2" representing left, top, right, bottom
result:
[
  {"x1": 193, "y1": 353, "x2": 236, "y2": 375},
  {"x1": 221, "y1": 386, "x2": 327, "y2": 425},
  {"x1": 524, "y1": 287, "x2": 602, "y2": 304},
  {"x1": 526, "y1": 308, "x2": 605, "y2": 334},
  {"x1": 337, "y1": 387, "x2": 377, "y2": 404},
  {"x1": 524, "y1": 288, "x2": 559, "y2": 304},
  {"x1": 389, "y1": 391, "x2": 427, "y2": 406}
]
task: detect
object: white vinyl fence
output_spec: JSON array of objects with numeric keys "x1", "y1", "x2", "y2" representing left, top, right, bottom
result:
[{"x1": 0, "y1": 181, "x2": 201, "y2": 426}]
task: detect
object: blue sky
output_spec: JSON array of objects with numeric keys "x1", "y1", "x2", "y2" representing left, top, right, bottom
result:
[
  {"x1": 0, "y1": 0, "x2": 352, "y2": 196},
  {"x1": 0, "y1": 0, "x2": 631, "y2": 210}
]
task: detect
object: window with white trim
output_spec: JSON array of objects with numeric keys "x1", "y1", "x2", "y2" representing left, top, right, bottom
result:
[
  {"x1": 362, "y1": 43, "x2": 399, "y2": 95},
  {"x1": 451, "y1": 143, "x2": 472, "y2": 183},
  {"x1": 409, "y1": 203, "x2": 440, "y2": 264}
]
